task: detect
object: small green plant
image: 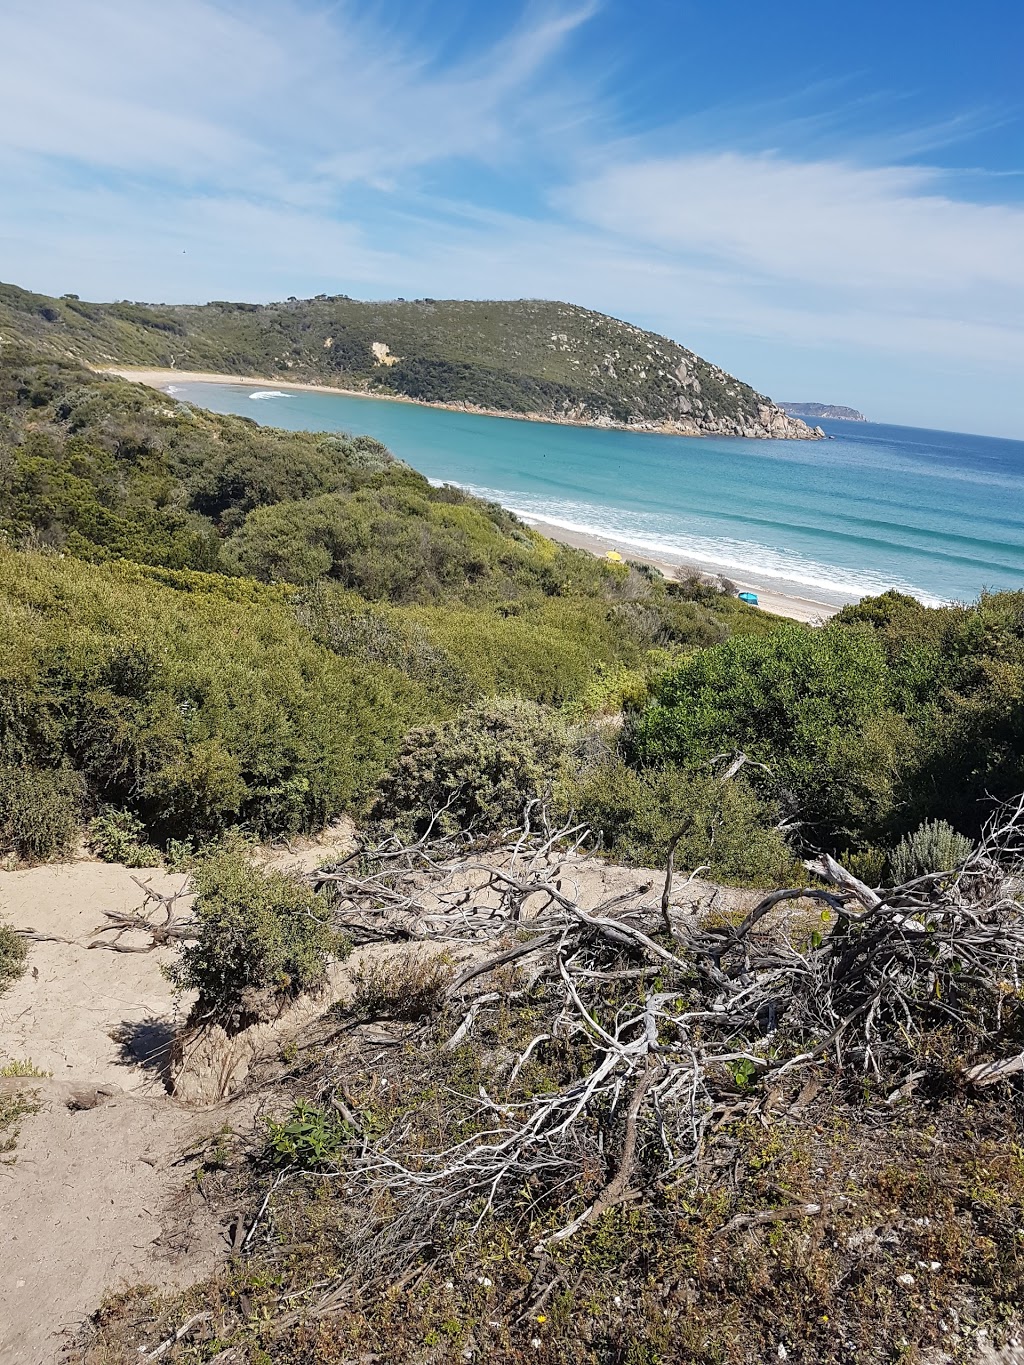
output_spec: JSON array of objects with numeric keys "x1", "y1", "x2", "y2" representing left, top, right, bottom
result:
[
  {"x1": 200, "y1": 1125, "x2": 234, "y2": 1172},
  {"x1": 0, "y1": 1061, "x2": 48, "y2": 1159},
  {"x1": 0, "y1": 1092, "x2": 40, "y2": 1159},
  {"x1": 264, "y1": 1099, "x2": 351, "y2": 1170},
  {"x1": 0, "y1": 1059, "x2": 50, "y2": 1078},
  {"x1": 890, "y1": 819, "x2": 974, "y2": 884},
  {"x1": 163, "y1": 835, "x2": 215, "y2": 872},
  {"x1": 0, "y1": 765, "x2": 85, "y2": 862},
  {"x1": 726, "y1": 1058, "x2": 758, "y2": 1088},
  {"x1": 88, "y1": 808, "x2": 161, "y2": 867},
  {"x1": 0, "y1": 922, "x2": 28, "y2": 995},
  {"x1": 167, "y1": 848, "x2": 349, "y2": 1030}
]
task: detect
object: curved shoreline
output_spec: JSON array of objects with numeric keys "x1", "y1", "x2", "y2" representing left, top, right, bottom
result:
[
  {"x1": 524, "y1": 518, "x2": 838, "y2": 624},
  {"x1": 98, "y1": 366, "x2": 819, "y2": 442},
  {"x1": 105, "y1": 367, "x2": 838, "y2": 624}
]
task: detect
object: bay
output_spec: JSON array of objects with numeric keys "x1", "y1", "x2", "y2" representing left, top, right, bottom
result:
[{"x1": 166, "y1": 381, "x2": 1024, "y2": 608}]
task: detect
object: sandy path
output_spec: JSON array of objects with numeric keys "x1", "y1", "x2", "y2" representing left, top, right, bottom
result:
[{"x1": 0, "y1": 862, "x2": 222, "y2": 1364}]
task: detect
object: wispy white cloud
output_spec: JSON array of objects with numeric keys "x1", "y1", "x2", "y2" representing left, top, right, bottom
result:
[
  {"x1": 0, "y1": 0, "x2": 1022, "y2": 434},
  {"x1": 563, "y1": 152, "x2": 1024, "y2": 298},
  {"x1": 0, "y1": 0, "x2": 596, "y2": 193}
]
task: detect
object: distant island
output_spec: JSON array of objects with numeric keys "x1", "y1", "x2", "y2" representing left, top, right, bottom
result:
[
  {"x1": 0, "y1": 281, "x2": 821, "y2": 441},
  {"x1": 779, "y1": 401, "x2": 866, "y2": 421}
]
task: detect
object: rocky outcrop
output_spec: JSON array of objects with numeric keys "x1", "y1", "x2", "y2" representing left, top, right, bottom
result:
[{"x1": 656, "y1": 403, "x2": 820, "y2": 440}]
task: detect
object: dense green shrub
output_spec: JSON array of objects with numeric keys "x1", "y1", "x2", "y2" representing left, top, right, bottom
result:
[
  {"x1": 890, "y1": 819, "x2": 974, "y2": 884},
  {"x1": 836, "y1": 590, "x2": 1024, "y2": 836},
  {"x1": 224, "y1": 484, "x2": 546, "y2": 601},
  {"x1": 0, "y1": 550, "x2": 429, "y2": 841},
  {"x1": 0, "y1": 765, "x2": 85, "y2": 862},
  {"x1": 627, "y1": 623, "x2": 909, "y2": 845},
  {"x1": 0, "y1": 922, "x2": 28, "y2": 994},
  {"x1": 87, "y1": 808, "x2": 161, "y2": 867},
  {"x1": 565, "y1": 756, "x2": 797, "y2": 886},
  {"x1": 168, "y1": 848, "x2": 348, "y2": 1030},
  {"x1": 370, "y1": 698, "x2": 573, "y2": 840},
  {"x1": 619, "y1": 589, "x2": 1024, "y2": 857}
]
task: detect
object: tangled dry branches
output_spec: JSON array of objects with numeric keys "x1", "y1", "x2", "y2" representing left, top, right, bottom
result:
[{"x1": 306, "y1": 795, "x2": 1024, "y2": 1262}]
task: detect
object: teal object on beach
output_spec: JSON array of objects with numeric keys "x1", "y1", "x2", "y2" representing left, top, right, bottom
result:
[{"x1": 738, "y1": 592, "x2": 759, "y2": 605}]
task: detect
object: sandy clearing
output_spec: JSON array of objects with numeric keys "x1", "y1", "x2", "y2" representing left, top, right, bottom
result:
[{"x1": 0, "y1": 861, "x2": 223, "y2": 1364}]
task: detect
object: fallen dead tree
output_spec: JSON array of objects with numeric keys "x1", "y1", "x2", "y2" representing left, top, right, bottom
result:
[{"x1": 302, "y1": 795, "x2": 1024, "y2": 1268}]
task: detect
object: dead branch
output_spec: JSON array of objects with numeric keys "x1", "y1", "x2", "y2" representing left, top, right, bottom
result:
[
  {"x1": 88, "y1": 878, "x2": 195, "y2": 953},
  {"x1": 293, "y1": 793, "x2": 1024, "y2": 1279},
  {"x1": 534, "y1": 1057, "x2": 666, "y2": 1251}
]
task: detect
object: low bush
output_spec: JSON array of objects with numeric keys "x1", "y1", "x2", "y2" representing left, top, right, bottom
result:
[
  {"x1": 167, "y1": 848, "x2": 349, "y2": 1031},
  {"x1": 88, "y1": 808, "x2": 161, "y2": 867},
  {"x1": 370, "y1": 697, "x2": 574, "y2": 840},
  {"x1": 839, "y1": 845, "x2": 889, "y2": 887},
  {"x1": 0, "y1": 922, "x2": 28, "y2": 994},
  {"x1": 349, "y1": 952, "x2": 454, "y2": 1021},
  {"x1": 565, "y1": 756, "x2": 798, "y2": 886},
  {"x1": 0, "y1": 765, "x2": 85, "y2": 862},
  {"x1": 890, "y1": 818, "x2": 974, "y2": 883}
]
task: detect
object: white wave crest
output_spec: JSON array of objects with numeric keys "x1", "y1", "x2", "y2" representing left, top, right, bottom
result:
[
  {"x1": 447, "y1": 481, "x2": 948, "y2": 607},
  {"x1": 248, "y1": 390, "x2": 290, "y2": 400}
]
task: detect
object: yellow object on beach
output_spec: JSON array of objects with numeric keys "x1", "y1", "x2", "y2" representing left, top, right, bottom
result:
[{"x1": 604, "y1": 550, "x2": 623, "y2": 562}]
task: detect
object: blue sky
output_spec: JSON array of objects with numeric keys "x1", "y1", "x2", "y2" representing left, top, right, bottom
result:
[{"x1": 1, "y1": 0, "x2": 1022, "y2": 436}]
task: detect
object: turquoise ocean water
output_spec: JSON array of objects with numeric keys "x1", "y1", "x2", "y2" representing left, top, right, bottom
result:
[{"x1": 168, "y1": 381, "x2": 1024, "y2": 608}]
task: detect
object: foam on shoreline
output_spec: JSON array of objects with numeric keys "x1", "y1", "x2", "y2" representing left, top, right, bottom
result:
[{"x1": 435, "y1": 480, "x2": 947, "y2": 610}]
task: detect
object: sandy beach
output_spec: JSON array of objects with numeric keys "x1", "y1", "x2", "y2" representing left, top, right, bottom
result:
[
  {"x1": 99, "y1": 366, "x2": 738, "y2": 437},
  {"x1": 107, "y1": 366, "x2": 839, "y2": 625},
  {"x1": 525, "y1": 520, "x2": 838, "y2": 623},
  {"x1": 103, "y1": 365, "x2": 412, "y2": 404}
]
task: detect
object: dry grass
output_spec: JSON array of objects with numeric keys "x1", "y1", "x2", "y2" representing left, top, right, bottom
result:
[
  {"x1": 349, "y1": 951, "x2": 456, "y2": 1022},
  {"x1": 67, "y1": 1067, "x2": 1024, "y2": 1364}
]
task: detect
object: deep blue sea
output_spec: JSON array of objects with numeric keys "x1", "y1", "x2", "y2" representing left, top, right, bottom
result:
[{"x1": 167, "y1": 381, "x2": 1024, "y2": 608}]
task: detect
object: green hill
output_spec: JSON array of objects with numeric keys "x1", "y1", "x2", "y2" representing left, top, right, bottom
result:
[{"x1": 0, "y1": 282, "x2": 819, "y2": 439}]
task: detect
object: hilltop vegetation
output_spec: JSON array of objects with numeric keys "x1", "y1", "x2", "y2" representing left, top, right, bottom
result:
[
  {"x1": 0, "y1": 280, "x2": 817, "y2": 438},
  {"x1": 779, "y1": 401, "x2": 865, "y2": 420},
  {"x1": 1, "y1": 340, "x2": 1022, "y2": 881}
]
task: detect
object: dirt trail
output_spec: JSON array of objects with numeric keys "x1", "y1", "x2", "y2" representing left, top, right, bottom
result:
[
  {"x1": 0, "y1": 822, "x2": 359, "y2": 1362},
  {"x1": 0, "y1": 862, "x2": 218, "y2": 1364}
]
